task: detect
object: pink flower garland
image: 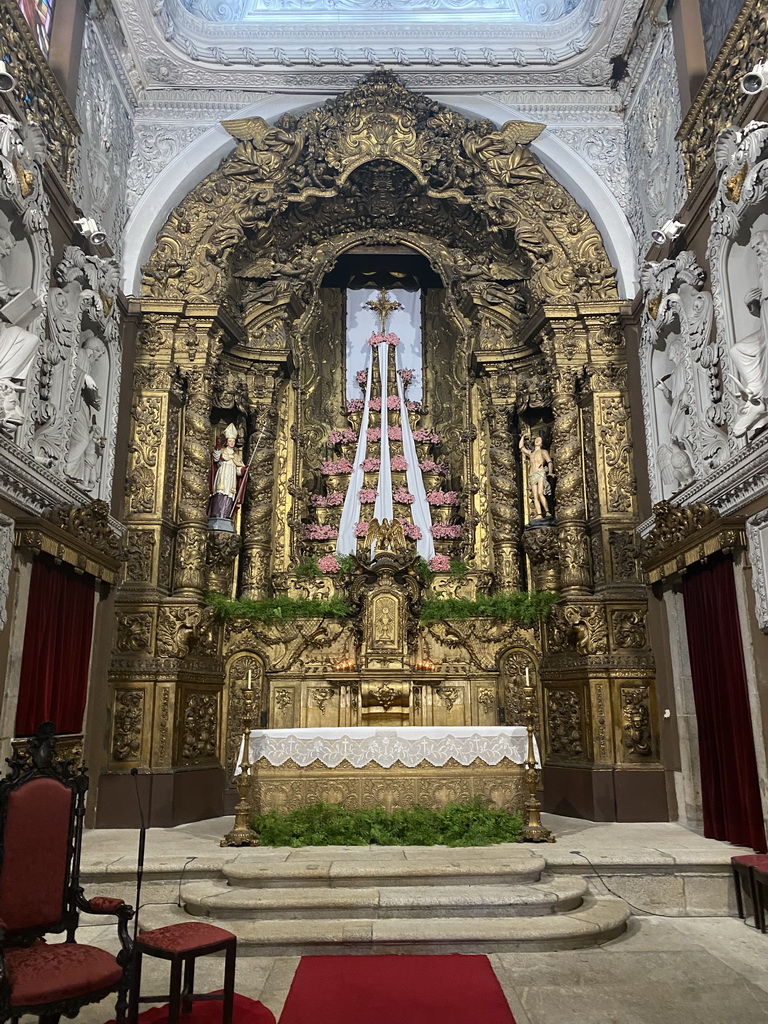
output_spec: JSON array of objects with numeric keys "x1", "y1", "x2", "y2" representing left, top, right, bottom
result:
[
  {"x1": 393, "y1": 487, "x2": 415, "y2": 505},
  {"x1": 346, "y1": 399, "x2": 364, "y2": 413},
  {"x1": 387, "y1": 426, "x2": 402, "y2": 440},
  {"x1": 429, "y1": 554, "x2": 451, "y2": 571},
  {"x1": 355, "y1": 369, "x2": 368, "y2": 389},
  {"x1": 390, "y1": 455, "x2": 408, "y2": 471},
  {"x1": 303, "y1": 524, "x2": 339, "y2": 540},
  {"x1": 398, "y1": 368, "x2": 415, "y2": 387},
  {"x1": 311, "y1": 491, "x2": 345, "y2": 507},
  {"x1": 367, "y1": 332, "x2": 400, "y2": 347},
  {"x1": 318, "y1": 554, "x2": 341, "y2": 573},
  {"x1": 413, "y1": 429, "x2": 441, "y2": 444},
  {"x1": 354, "y1": 521, "x2": 369, "y2": 537},
  {"x1": 426, "y1": 490, "x2": 460, "y2": 506},
  {"x1": 430, "y1": 524, "x2": 462, "y2": 539},
  {"x1": 386, "y1": 395, "x2": 400, "y2": 410},
  {"x1": 327, "y1": 428, "x2": 357, "y2": 446},
  {"x1": 360, "y1": 457, "x2": 380, "y2": 472},
  {"x1": 399, "y1": 519, "x2": 422, "y2": 540},
  {"x1": 420, "y1": 459, "x2": 448, "y2": 474},
  {"x1": 366, "y1": 427, "x2": 381, "y2": 442},
  {"x1": 368, "y1": 397, "x2": 381, "y2": 411},
  {"x1": 358, "y1": 488, "x2": 378, "y2": 504},
  {"x1": 406, "y1": 401, "x2": 422, "y2": 413},
  {"x1": 319, "y1": 458, "x2": 354, "y2": 475}
]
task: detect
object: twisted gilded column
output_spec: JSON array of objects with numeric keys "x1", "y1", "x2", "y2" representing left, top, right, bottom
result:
[
  {"x1": 551, "y1": 367, "x2": 591, "y2": 594},
  {"x1": 174, "y1": 366, "x2": 213, "y2": 599},
  {"x1": 481, "y1": 372, "x2": 522, "y2": 589}
]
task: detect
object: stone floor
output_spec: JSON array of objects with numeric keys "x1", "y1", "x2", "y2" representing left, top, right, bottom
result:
[{"x1": 43, "y1": 815, "x2": 768, "y2": 1024}]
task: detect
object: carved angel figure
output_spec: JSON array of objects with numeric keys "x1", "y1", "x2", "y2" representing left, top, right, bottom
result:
[
  {"x1": 365, "y1": 517, "x2": 407, "y2": 553},
  {"x1": 223, "y1": 117, "x2": 305, "y2": 182},
  {"x1": 657, "y1": 437, "x2": 695, "y2": 492},
  {"x1": 463, "y1": 121, "x2": 545, "y2": 185}
]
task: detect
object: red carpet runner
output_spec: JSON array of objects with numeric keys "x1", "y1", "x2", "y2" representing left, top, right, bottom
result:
[
  {"x1": 107, "y1": 992, "x2": 275, "y2": 1024},
  {"x1": 278, "y1": 954, "x2": 516, "y2": 1024}
]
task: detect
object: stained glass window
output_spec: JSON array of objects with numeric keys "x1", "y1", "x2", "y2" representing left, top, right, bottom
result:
[{"x1": 16, "y1": 0, "x2": 55, "y2": 59}]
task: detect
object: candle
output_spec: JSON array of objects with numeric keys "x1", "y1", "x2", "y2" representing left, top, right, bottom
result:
[
  {"x1": 525, "y1": 667, "x2": 530, "y2": 686},
  {"x1": 246, "y1": 669, "x2": 253, "y2": 690}
]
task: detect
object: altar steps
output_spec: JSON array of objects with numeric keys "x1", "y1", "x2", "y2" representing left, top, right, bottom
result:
[{"x1": 136, "y1": 846, "x2": 630, "y2": 954}]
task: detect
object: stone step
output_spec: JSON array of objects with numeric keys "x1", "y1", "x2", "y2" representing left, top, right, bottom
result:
[
  {"x1": 138, "y1": 894, "x2": 629, "y2": 954},
  {"x1": 179, "y1": 876, "x2": 588, "y2": 920},
  {"x1": 223, "y1": 848, "x2": 547, "y2": 889}
]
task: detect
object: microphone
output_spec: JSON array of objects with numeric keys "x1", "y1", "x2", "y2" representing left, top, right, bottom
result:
[{"x1": 130, "y1": 768, "x2": 147, "y2": 943}]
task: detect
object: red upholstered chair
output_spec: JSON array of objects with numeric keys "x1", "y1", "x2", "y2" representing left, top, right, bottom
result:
[
  {"x1": 0, "y1": 722, "x2": 134, "y2": 1023},
  {"x1": 731, "y1": 854, "x2": 768, "y2": 928}
]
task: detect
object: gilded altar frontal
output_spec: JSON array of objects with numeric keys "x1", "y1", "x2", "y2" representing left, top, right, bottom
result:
[{"x1": 110, "y1": 72, "x2": 660, "y2": 822}]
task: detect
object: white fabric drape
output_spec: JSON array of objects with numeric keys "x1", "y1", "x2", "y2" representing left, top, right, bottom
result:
[
  {"x1": 395, "y1": 345, "x2": 434, "y2": 560},
  {"x1": 372, "y1": 341, "x2": 393, "y2": 532},
  {"x1": 336, "y1": 347, "x2": 373, "y2": 556}
]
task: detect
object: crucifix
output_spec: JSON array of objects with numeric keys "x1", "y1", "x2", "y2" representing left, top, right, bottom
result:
[{"x1": 365, "y1": 287, "x2": 403, "y2": 333}]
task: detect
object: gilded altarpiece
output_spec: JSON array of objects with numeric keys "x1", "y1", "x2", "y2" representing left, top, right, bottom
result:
[{"x1": 108, "y1": 73, "x2": 663, "y2": 820}]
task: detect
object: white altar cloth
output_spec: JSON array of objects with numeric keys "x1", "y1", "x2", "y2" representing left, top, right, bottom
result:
[{"x1": 243, "y1": 726, "x2": 537, "y2": 770}]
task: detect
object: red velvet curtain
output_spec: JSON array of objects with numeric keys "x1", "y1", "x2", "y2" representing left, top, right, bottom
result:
[
  {"x1": 682, "y1": 553, "x2": 766, "y2": 851},
  {"x1": 15, "y1": 555, "x2": 96, "y2": 736}
]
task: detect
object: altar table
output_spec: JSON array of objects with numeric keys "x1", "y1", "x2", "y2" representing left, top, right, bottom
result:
[{"x1": 241, "y1": 726, "x2": 536, "y2": 815}]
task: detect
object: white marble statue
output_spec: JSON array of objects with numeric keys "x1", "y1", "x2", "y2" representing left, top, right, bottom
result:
[
  {"x1": 0, "y1": 322, "x2": 40, "y2": 430},
  {"x1": 0, "y1": 220, "x2": 17, "y2": 306},
  {"x1": 65, "y1": 332, "x2": 106, "y2": 488},
  {"x1": 728, "y1": 287, "x2": 768, "y2": 437}
]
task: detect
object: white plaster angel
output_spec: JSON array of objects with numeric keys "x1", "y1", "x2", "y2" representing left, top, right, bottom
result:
[{"x1": 727, "y1": 285, "x2": 768, "y2": 438}]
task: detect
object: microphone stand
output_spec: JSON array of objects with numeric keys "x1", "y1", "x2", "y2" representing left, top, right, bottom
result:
[{"x1": 130, "y1": 768, "x2": 148, "y2": 942}]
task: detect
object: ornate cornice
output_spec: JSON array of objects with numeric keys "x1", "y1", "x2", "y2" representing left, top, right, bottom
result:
[
  {"x1": 676, "y1": 0, "x2": 768, "y2": 192},
  {"x1": 15, "y1": 501, "x2": 122, "y2": 583},
  {"x1": 0, "y1": 0, "x2": 80, "y2": 186},
  {"x1": 642, "y1": 501, "x2": 746, "y2": 584}
]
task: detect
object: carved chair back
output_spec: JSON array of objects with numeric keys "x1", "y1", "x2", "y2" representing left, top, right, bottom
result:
[{"x1": 0, "y1": 722, "x2": 87, "y2": 944}]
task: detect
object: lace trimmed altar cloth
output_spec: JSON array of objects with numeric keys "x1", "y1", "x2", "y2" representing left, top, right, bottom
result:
[{"x1": 242, "y1": 726, "x2": 537, "y2": 770}]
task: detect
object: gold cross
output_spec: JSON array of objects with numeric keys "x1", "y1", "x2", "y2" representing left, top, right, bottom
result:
[{"x1": 364, "y1": 288, "x2": 403, "y2": 333}]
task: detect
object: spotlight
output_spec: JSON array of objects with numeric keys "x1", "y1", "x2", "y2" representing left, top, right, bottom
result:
[
  {"x1": 74, "y1": 216, "x2": 107, "y2": 247},
  {"x1": 0, "y1": 67, "x2": 14, "y2": 93},
  {"x1": 651, "y1": 219, "x2": 686, "y2": 246},
  {"x1": 741, "y1": 59, "x2": 768, "y2": 95}
]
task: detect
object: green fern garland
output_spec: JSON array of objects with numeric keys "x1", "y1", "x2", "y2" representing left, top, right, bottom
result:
[{"x1": 419, "y1": 590, "x2": 558, "y2": 624}]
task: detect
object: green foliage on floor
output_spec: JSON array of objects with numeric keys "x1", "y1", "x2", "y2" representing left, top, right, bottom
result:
[
  {"x1": 251, "y1": 799, "x2": 524, "y2": 847},
  {"x1": 419, "y1": 590, "x2": 559, "y2": 624},
  {"x1": 206, "y1": 591, "x2": 351, "y2": 621}
]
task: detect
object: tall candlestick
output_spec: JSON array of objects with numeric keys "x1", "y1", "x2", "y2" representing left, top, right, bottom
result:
[
  {"x1": 525, "y1": 666, "x2": 530, "y2": 686},
  {"x1": 246, "y1": 669, "x2": 253, "y2": 690}
]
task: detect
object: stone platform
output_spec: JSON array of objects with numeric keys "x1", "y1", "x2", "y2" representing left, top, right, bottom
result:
[{"x1": 77, "y1": 813, "x2": 750, "y2": 957}]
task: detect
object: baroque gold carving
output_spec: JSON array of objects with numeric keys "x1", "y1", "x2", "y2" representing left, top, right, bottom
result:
[
  {"x1": 180, "y1": 691, "x2": 218, "y2": 761},
  {"x1": 111, "y1": 690, "x2": 144, "y2": 762},
  {"x1": 621, "y1": 686, "x2": 653, "y2": 758},
  {"x1": 546, "y1": 688, "x2": 584, "y2": 759}
]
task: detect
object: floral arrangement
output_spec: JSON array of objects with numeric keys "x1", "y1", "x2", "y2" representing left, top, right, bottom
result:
[
  {"x1": 366, "y1": 427, "x2": 381, "y2": 442},
  {"x1": 319, "y1": 458, "x2": 355, "y2": 475},
  {"x1": 406, "y1": 400, "x2": 422, "y2": 413},
  {"x1": 311, "y1": 491, "x2": 346, "y2": 507},
  {"x1": 429, "y1": 554, "x2": 452, "y2": 572},
  {"x1": 354, "y1": 521, "x2": 369, "y2": 537},
  {"x1": 358, "y1": 488, "x2": 378, "y2": 504},
  {"x1": 420, "y1": 459, "x2": 448, "y2": 474},
  {"x1": 360, "y1": 457, "x2": 380, "y2": 472},
  {"x1": 346, "y1": 399, "x2": 364, "y2": 413},
  {"x1": 394, "y1": 487, "x2": 415, "y2": 505},
  {"x1": 303, "y1": 523, "x2": 339, "y2": 540},
  {"x1": 368, "y1": 397, "x2": 381, "y2": 411},
  {"x1": 327, "y1": 428, "x2": 357, "y2": 446},
  {"x1": 387, "y1": 425, "x2": 402, "y2": 441},
  {"x1": 398, "y1": 368, "x2": 415, "y2": 387},
  {"x1": 355, "y1": 369, "x2": 368, "y2": 389},
  {"x1": 413, "y1": 429, "x2": 441, "y2": 444},
  {"x1": 386, "y1": 395, "x2": 400, "y2": 410},
  {"x1": 426, "y1": 490, "x2": 460, "y2": 506},
  {"x1": 399, "y1": 519, "x2": 422, "y2": 540},
  {"x1": 318, "y1": 554, "x2": 341, "y2": 574},
  {"x1": 367, "y1": 332, "x2": 400, "y2": 347},
  {"x1": 431, "y1": 524, "x2": 462, "y2": 539},
  {"x1": 390, "y1": 455, "x2": 408, "y2": 471}
]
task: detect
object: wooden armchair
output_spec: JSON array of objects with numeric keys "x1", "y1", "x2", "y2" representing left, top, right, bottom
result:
[{"x1": 0, "y1": 723, "x2": 134, "y2": 1024}]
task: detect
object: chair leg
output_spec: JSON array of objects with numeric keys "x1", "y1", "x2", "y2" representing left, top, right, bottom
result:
[
  {"x1": 182, "y1": 956, "x2": 195, "y2": 1015},
  {"x1": 733, "y1": 867, "x2": 745, "y2": 919},
  {"x1": 167, "y1": 958, "x2": 183, "y2": 1024},
  {"x1": 115, "y1": 975, "x2": 130, "y2": 1024},
  {"x1": 749, "y1": 872, "x2": 761, "y2": 929},
  {"x1": 127, "y1": 952, "x2": 143, "y2": 1024},
  {"x1": 222, "y1": 942, "x2": 236, "y2": 1024}
]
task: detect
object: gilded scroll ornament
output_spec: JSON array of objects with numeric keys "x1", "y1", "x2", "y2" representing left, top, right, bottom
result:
[
  {"x1": 621, "y1": 687, "x2": 653, "y2": 757},
  {"x1": 546, "y1": 688, "x2": 583, "y2": 759},
  {"x1": 112, "y1": 690, "x2": 144, "y2": 762},
  {"x1": 181, "y1": 692, "x2": 218, "y2": 761}
]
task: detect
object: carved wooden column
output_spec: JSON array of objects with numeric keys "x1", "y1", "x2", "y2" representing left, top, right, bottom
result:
[{"x1": 550, "y1": 362, "x2": 591, "y2": 595}]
